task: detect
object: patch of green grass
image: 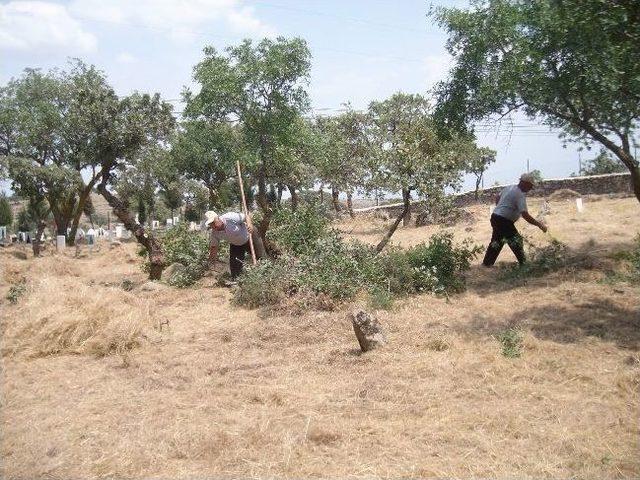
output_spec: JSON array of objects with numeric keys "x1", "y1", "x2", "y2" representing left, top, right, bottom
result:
[
  {"x1": 6, "y1": 281, "x2": 27, "y2": 304},
  {"x1": 497, "y1": 327, "x2": 523, "y2": 358}
]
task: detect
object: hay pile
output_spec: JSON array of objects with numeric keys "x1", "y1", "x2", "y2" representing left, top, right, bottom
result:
[{"x1": 2, "y1": 258, "x2": 154, "y2": 358}]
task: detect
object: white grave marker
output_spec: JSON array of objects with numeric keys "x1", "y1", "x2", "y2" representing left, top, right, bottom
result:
[
  {"x1": 576, "y1": 198, "x2": 584, "y2": 213},
  {"x1": 166, "y1": 218, "x2": 173, "y2": 228},
  {"x1": 56, "y1": 235, "x2": 66, "y2": 250},
  {"x1": 173, "y1": 216, "x2": 180, "y2": 225},
  {"x1": 189, "y1": 221, "x2": 197, "y2": 231},
  {"x1": 152, "y1": 220, "x2": 160, "y2": 230},
  {"x1": 115, "y1": 226, "x2": 123, "y2": 238}
]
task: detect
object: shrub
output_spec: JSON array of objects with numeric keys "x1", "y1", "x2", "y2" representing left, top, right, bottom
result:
[
  {"x1": 143, "y1": 225, "x2": 209, "y2": 287},
  {"x1": 267, "y1": 202, "x2": 331, "y2": 255},
  {"x1": 499, "y1": 239, "x2": 570, "y2": 281},
  {"x1": 297, "y1": 235, "x2": 379, "y2": 300},
  {"x1": 378, "y1": 233, "x2": 482, "y2": 295},
  {"x1": 234, "y1": 230, "x2": 481, "y2": 309},
  {"x1": 234, "y1": 257, "x2": 298, "y2": 308}
]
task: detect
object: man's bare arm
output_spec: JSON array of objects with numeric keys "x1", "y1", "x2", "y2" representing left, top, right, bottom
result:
[{"x1": 522, "y1": 211, "x2": 547, "y2": 232}]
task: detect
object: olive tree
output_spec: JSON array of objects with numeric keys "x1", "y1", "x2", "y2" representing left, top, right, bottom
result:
[{"x1": 368, "y1": 92, "x2": 472, "y2": 252}]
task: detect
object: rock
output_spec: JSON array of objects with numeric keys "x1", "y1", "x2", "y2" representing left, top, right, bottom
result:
[
  {"x1": 351, "y1": 310, "x2": 387, "y2": 352},
  {"x1": 162, "y1": 262, "x2": 186, "y2": 282},
  {"x1": 139, "y1": 281, "x2": 168, "y2": 292}
]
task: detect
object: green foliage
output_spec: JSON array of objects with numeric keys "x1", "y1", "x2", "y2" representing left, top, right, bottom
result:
[
  {"x1": 233, "y1": 257, "x2": 297, "y2": 308},
  {"x1": 184, "y1": 37, "x2": 312, "y2": 216},
  {"x1": 15, "y1": 208, "x2": 31, "y2": 232},
  {"x1": 498, "y1": 327, "x2": 523, "y2": 358},
  {"x1": 137, "y1": 197, "x2": 147, "y2": 225},
  {"x1": 379, "y1": 233, "x2": 482, "y2": 295},
  {"x1": 267, "y1": 202, "x2": 331, "y2": 255},
  {"x1": 6, "y1": 281, "x2": 26, "y2": 304},
  {"x1": 0, "y1": 193, "x2": 12, "y2": 226},
  {"x1": 604, "y1": 236, "x2": 640, "y2": 284},
  {"x1": 580, "y1": 149, "x2": 627, "y2": 176},
  {"x1": 235, "y1": 230, "x2": 481, "y2": 309},
  {"x1": 296, "y1": 235, "x2": 378, "y2": 300},
  {"x1": 529, "y1": 169, "x2": 544, "y2": 183},
  {"x1": 367, "y1": 287, "x2": 395, "y2": 311},
  {"x1": 160, "y1": 225, "x2": 209, "y2": 287},
  {"x1": 499, "y1": 240, "x2": 570, "y2": 281}
]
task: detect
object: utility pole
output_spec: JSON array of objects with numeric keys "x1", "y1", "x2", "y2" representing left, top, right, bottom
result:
[{"x1": 526, "y1": 159, "x2": 530, "y2": 173}]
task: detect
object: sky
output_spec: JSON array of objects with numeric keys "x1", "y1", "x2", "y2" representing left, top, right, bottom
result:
[{"x1": 1, "y1": 0, "x2": 592, "y2": 193}]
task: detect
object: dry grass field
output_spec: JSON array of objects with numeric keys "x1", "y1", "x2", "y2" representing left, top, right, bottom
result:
[{"x1": 1, "y1": 194, "x2": 639, "y2": 479}]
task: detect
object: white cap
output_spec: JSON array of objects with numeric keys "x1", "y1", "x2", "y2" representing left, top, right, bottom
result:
[{"x1": 204, "y1": 210, "x2": 219, "y2": 226}]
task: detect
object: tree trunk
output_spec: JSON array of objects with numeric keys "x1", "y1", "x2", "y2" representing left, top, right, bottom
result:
[
  {"x1": 208, "y1": 185, "x2": 217, "y2": 210},
  {"x1": 32, "y1": 219, "x2": 47, "y2": 257},
  {"x1": 288, "y1": 185, "x2": 298, "y2": 211},
  {"x1": 401, "y1": 188, "x2": 412, "y2": 227},
  {"x1": 375, "y1": 198, "x2": 411, "y2": 254},
  {"x1": 346, "y1": 191, "x2": 355, "y2": 218},
  {"x1": 276, "y1": 184, "x2": 284, "y2": 207},
  {"x1": 52, "y1": 209, "x2": 69, "y2": 238},
  {"x1": 97, "y1": 180, "x2": 165, "y2": 280},
  {"x1": 331, "y1": 186, "x2": 342, "y2": 212},
  {"x1": 576, "y1": 122, "x2": 640, "y2": 203},
  {"x1": 256, "y1": 159, "x2": 273, "y2": 242},
  {"x1": 474, "y1": 174, "x2": 482, "y2": 201},
  {"x1": 68, "y1": 175, "x2": 100, "y2": 250}
]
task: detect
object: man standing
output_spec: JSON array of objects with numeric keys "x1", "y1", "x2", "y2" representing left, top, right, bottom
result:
[
  {"x1": 205, "y1": 210, "x2": 264, "y2": 280},
  {"x1": 482, "y1": 173, "x2": 547, "y2": 267}
]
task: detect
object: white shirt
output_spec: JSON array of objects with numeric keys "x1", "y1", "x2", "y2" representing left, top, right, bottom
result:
[
  {"x1": 493, "y1": 185, "x2": 528, "y2": 222},
  {"x1": 209, "y1": 212, "x2": 249, "y2": 247}
]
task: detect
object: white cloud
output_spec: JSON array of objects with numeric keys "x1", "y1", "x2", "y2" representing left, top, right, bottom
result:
[
  {"x1": 116, "y1": 52, "x2": 136, "y2": 64},
  {"x1": 69, "y1": 0, "x2": 276, "y2": 41},
  {"x1": 0, "y1": 1, "x2": 97, "y2": 53}
]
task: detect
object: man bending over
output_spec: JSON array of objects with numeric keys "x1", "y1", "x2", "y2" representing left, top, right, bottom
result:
[{"x1": 482, "y1": 173, "x2": 547, "y2": 267}]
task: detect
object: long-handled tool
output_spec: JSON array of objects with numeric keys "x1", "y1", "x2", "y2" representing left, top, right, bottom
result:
[{"x1": 236, "y1": 160, "x2": 257, "y2": 265}]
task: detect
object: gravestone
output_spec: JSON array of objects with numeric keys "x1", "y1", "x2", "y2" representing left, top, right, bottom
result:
[
  {"x1": 115, "y1": 226, "x2": 123, "y2": 238},
  {"x1": 56, "y1": 235, "x2": 66, "y2": 250},
  {"x1": 576, "y1": 198, "x2": 584, "y2": 213},
  {"x1": 351, "y1": 310, "x2": 387, "y2": 352}
]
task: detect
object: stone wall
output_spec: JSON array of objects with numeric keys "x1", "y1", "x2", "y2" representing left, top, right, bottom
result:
[
  {"x1": 455, "y1": 172, "x2": 633, "y2": 206},
  {"x1": 354, "y1": 172, "x2": 633, "y2": 216}
]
